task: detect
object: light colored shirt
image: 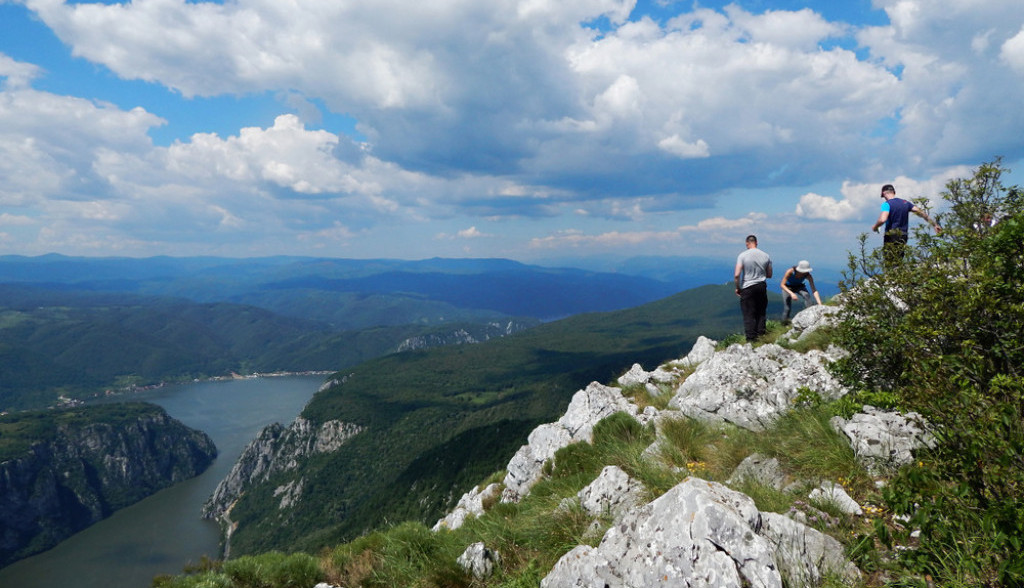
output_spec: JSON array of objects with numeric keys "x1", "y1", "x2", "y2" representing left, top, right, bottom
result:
[{"x1": 736, "y1": 247, "x2": 772, "y2": 290}]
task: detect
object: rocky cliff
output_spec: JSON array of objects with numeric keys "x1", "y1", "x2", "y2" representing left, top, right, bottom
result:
[
  {"x1": 202, "y1": 415, "x2": 363, "y2": 555},
  {"x1": 0, "y1": 403, "x2": 217, "y2": 568},
  {"x1": 394, "y1": 320, "x2": 536, "y2": 352}
]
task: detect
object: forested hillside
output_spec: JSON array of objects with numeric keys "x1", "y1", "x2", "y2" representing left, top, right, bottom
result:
[
  {"x1": 0, "y1": 284, "x2": 534, "y2": 411},
  {"x1": 218, "y1": 284, "x2": 750, "y2": 555},
  {"x1": 1, "y1": 255, "x2": 698, "y2": 411}
]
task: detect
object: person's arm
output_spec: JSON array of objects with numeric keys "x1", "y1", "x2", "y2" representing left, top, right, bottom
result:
[
  {"x1": 765, "y1": 259, "x2": 773, "y2": 279},
  {"x1": 912, "y1": 206, "x2": 942, "y2": 233},
  {"x1": 807, "y1": 274, "x2": 822, "y2": 304},
  {"x1": 871, "y1": 210, "x2": 889, "y2": 233},
  {"x1": 780, "y1": 267, "x2": 795, "y2": 298},
  {"x1": 734, "y1": 259, "x2": 743, "y2": 296}
]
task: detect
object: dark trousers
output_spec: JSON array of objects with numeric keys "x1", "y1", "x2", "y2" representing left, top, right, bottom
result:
[
  {"x1": 740, "y1": 281, "x2": 768, "y2": 342},
  {"x1": 883, "y1": 231, "x2": 909, "y2": 268}
]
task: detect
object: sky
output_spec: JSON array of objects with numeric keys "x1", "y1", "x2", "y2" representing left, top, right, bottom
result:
[{"x1": 1, "y1": 0, "x2": 1023, "y2": 271}]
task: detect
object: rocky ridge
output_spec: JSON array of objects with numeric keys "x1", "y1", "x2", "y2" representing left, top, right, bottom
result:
[
  {"x1": 437, "y1": 305, "x2": 931, "y2": 587},
  {"x1": 394, "y1": 320, "x2": 536, "y2": 353}
]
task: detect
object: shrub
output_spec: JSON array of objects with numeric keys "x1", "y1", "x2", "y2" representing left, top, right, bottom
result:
[{"x1": 832, "y1": 158, "x2": 1024, "y2": 586}]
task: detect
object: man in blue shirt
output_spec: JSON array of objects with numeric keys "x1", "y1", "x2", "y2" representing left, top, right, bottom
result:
[
  {"x1": 734, "y1": 234, "x2": 773, "y2": 342},
  {"x1": 871, "y1": 184, "x2": 941, "y2": 265}
]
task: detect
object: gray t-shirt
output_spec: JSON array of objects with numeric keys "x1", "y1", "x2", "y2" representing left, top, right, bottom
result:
[{"x1": 736, "y1": 247, "x2": 772, "y2": 290}]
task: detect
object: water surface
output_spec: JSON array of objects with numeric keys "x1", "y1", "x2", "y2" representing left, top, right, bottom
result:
[{"x1": 0, "y1": 375, "x2": 324, "y2": 588}]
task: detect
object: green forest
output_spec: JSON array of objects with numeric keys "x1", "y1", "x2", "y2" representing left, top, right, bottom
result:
[{"x1": 224, "y1": 283, "x2": 746, "y2": 555}]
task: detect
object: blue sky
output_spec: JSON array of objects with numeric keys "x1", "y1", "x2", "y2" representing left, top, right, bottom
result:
[{"x1": 2, "y1": 0, "x2": 1023, "y2": 271}]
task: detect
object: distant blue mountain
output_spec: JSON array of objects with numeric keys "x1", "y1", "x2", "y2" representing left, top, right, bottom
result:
[{"x1": 0, "y1": 255, "x2": 681, "y2": 323}]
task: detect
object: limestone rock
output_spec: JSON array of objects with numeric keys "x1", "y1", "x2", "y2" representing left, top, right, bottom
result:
[
  {"x1": 577, "y1": 466, "x2": 645, "y2": 521},
  {"x1": 615, "y1": 336, "x2": 717, "y2": 391},
  {"x1": 783, "y1": 305, "x2": 841, "y2": 343},
  {"x1": 433, "y1": 482, "x2": 501, "y2": 531},
  {"x1": 830, "y1": 406, "x2": 932, "y2": 472},
  {"x1": 617, "y1": 363, "x2": 649, "y2": 388},
  {"x1": 542, "y1": 477, "x2": 863, "y2": 588},
  {"x1": 727, "y1": 453, "x2": 788, "y2": 491},
  {"x1": 501, "y1": 382, "x2": 641, "y2": 502},
  {"x1": 760, "y1": 512, "x2": 862, "y2": 586},
  {"x1": 809, "y1": 482, "x2": 863, "y2": 516},
  {"x1": 203, "y1": 417, "x2": 363, "y2": 520},
  {"x1": 457, "y1": 542, "x2": 501, "y2": 579},
  {"x1": 541, "y1": 477, "x2": 781, "y2": 588},
  {"x1": 668, "y1": 343, "x2": 847, "y2": 431},
  {"x1": 680, "y1": 335, "x2": 718, "y2": 367}
]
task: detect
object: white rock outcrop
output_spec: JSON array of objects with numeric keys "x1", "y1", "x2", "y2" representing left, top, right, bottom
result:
[
  {"x1": 727, "y1": 453, "x2": 788, "y2": 491},
  {"x1": 576, "y1": 465, "x2": 645, "y2": 521},
  {"x1": 457, "y1": 542, "x2": 501, "y2": 579},
  {"x1": 501, "y1": 382, "x2": 647, "y2": 503},
  {"x1": 830, "y1": 406, "x2": 932, "y2": 472},
  {"x1": 668, "y1": 343, "x2": 847, "y2": 431},
  {"x1": 809, "y1": 482, "x2": 863, "y2": 516},
  {"x1": 432, "y1": 482, "x2": 501, "y2": 531},
  {"x1": 760, "y1": 512, "x2": 862, "y2": 587},
  {"x1": 203, "y1": 417, "x2": 363, "y2": 519},
  {"x1": 783, "y1": 305, "x2": 841, "y2": 343},
  {"x1": 435, "y1": 328, "x2": 872, "y2": 586},
  {"x1": 542, "y1": 477, "x2": 861, "y2": 588}
]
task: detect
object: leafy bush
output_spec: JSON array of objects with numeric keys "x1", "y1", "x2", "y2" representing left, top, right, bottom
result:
[{"x1": 832, "y1": 159, "x2": 1024, "y2": 586}]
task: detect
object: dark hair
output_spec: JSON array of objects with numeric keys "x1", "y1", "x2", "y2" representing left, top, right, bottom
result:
[
  {"x1": 881, "y1": 184, "x2": 896, "y2": 195},
  {"x1": 745, "y1": 234, "x2": 758, "y2": 244}
]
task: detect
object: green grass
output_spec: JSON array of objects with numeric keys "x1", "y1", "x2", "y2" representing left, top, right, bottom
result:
[
  {"x1": 157, "y1": 308, "x2": 952, "y2": 588},
  {"x1": 161, "y1": 395, "x2": 890, "y2": 588}
]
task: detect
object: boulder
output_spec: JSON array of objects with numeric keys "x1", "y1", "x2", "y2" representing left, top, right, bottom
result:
[
  {"x1": 808, "y1": 482, "x2": 862, "y2": 516},
  {"x1": 541, "y1": 477, "x2": 862, "y2": 588},
  {"x1": 617, "y1": 363, "x2": 649, "y2": 388},
  {"x1": 541, "y1": 478, "x2": 781, "y2": 588},
  {"x1": 457, "y1": 542, "x2": 500, "y2": 579},
  {"x1": 727, "y1": 453, "x2": 788, "y2": 491},
  {"x1": 830, "y1": 406, "x2": 932, "y2": 473},
  {"x1": 615, "y1": 336, "x2": 717, "y2": 390},
  {"x1": 576, "y1": 466, "x2": 645, "y2": 521},
  {"x1": 668, "y1": 343, "x2": 847, "y2": 431},
  {"x1": 783, "y1": 305, "x2": 841, "y2": 343},
  {"x1": 760, "y1": 512, "x2": 862, "y2": 586},
  {"x1": 680, "y1": 335, "x2": 718, "y2": 367}
]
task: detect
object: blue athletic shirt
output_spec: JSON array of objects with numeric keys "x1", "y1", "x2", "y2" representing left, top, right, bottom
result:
[{"x1": 881, "y1": 198, "x2": 915, "y2": 234}]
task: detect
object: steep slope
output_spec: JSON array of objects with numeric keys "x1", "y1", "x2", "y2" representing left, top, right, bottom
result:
[
  {"x1": 208, "y1": 284, "x2": 747, "y2": 556},
  {"x1": 0, "y1": 403, "x2": 217, "y2": 568},
  {"x1": 440, "y1": 305, "x2": 917, "y2": 586}
]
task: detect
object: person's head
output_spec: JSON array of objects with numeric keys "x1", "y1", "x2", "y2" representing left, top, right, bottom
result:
[
  {"x1": 795, "y1": 260, "x2": 813, "y2": 274},
  {"x1": 881, "y1": 184, "x2": 896, "y2": 199},
  {"x1": 745, "y1": 234, "x2": 758, "y2": 248}
]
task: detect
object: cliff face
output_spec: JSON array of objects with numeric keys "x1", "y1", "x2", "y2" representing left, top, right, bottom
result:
[
  {"x1": 0, "y1": 405, "x2": 217, "y2": 568},
  {"x1": 202, "y1": 416, "x2": 363, "y2": 555},
  {"x1": 394, "y1": 320, "x2": 536, "y2": 352}
]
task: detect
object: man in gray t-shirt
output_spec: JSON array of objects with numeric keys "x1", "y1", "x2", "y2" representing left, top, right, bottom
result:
[{"x1": 733, "y1": 234, "x2": 773, "y2": 342}]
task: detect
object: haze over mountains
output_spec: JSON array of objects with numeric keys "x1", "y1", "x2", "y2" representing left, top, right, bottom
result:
[
  {"x1": 0, "y1": 252, "x2": 760, "y2": 570},
  {"x1": 2, "y1": 254, "x2": 788, "y2": 412}
]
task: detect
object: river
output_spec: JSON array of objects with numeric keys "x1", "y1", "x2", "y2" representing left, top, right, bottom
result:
[{"x1": 0, "y1": 375, "x2": 326, "y2": 588}]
